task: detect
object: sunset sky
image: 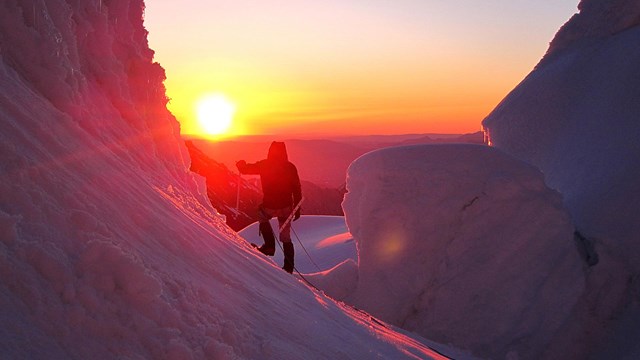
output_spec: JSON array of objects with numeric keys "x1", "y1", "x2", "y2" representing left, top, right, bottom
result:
[{"x1": 144, "y1": 1, "x2": 578, "y2": 138}]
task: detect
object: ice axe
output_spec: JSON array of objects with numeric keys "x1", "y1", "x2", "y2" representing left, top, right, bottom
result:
[{"x1": 279, "y1": 197, "x2": 304, "y2": 233}]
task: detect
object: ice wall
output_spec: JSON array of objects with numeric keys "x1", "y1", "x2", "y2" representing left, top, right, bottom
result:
[
  {"x1": 483, "y1": 0, "x2": 640, "y2": 266},
  {"x1": 342, "y1": 144, "x2": 585, "y2": 360},
  {"x1": 0, "y1": 0, "x2": 190, "y2": 176},
  {"x1": 482, "y1": 0, "x2": 640, "y2": 357},
  {"x1": 542, "y1": 0, "x2": 640, "y2": 65}
]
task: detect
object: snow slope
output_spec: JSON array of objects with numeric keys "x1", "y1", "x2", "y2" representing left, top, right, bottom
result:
[
  {"x1": 238, "y1": 146, "x2": 594, "y2": 359},
  {"x1": 238, "y1": 216, "x2": 361, "y2": 308},
  {"x1": 0, "y1": 1, "x2": 452, "y2": 358}
]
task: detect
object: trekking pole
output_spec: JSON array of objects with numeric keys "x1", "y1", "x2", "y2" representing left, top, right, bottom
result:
[
  {"x1": 235, "y1": 172, "x2": 241, "y2": 215},
  {"x1": 280, "y1": 198, "x2": 322, "y2": 272}
]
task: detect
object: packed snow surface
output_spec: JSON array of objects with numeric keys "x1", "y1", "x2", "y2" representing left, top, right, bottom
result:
[{"x1": 0, "y1": 0, "x2": 453, "y2": 358}]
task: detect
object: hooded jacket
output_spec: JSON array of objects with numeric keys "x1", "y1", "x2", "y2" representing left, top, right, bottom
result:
[{"x1": 237, "y1": 142, "x2": 302, "y2": 209}]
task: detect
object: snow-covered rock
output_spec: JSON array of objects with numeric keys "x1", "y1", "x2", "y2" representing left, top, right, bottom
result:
[{"x1": 342, "y1": 144, "x2": 585, "y2": 359}]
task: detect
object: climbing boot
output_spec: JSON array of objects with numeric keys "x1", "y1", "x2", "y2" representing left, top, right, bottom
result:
[
  {"x1": 282, "y1": 242, "x2": 295, "y2": 273},
  {"x1": 258, "y1": 222, "x2": 276, "y2": 256}
]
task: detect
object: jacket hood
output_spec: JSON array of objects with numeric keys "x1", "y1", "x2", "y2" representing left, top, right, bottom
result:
[{"x1": 267, "y1": 141, "x2": 288, "y2": 162}]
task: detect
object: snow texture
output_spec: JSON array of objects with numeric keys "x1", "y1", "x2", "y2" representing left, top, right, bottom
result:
[
  {"x1": 542, "y1": 0, "x2": 640, "y2": 65},
  {"x1": 483, "y1": 0, "x2": 640, "y2": 358},
  {"x1": 0, "y1": 0, "x2": 451, "y2": 359},
  {"x1": 239, "y1": 216, "x2": 478, "y2": 359},
  {"x1": 342, "y1": 144, "x2": 585, "y2": 359}
]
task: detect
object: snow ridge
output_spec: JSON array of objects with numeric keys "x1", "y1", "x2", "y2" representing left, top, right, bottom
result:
[
  {"x1": 542, "y1": 0, "x2": 640, "y2": 64},
  {"x1": 483, "y1": 0, "x2": 640, "y2": 358}
]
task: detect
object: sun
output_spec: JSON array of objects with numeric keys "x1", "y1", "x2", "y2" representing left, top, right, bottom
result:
[{"x1": 196, "y1": 94, "x2": 236, "y2": 136}]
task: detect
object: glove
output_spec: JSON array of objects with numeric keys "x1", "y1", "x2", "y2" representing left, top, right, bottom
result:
[
  {"x1": 235, "y1": 160, "x2": 246, "y2": 171},
  {"x1": 293, "y1": 208, "x2": 301, "y2": 221}
]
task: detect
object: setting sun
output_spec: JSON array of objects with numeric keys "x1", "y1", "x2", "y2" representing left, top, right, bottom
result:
[
  {"x1": 196, "y1": 94, "x2": 235, "y2": 136},
  {"x1": 146, "y1": 1, "x2": 578, "y2": 137}
]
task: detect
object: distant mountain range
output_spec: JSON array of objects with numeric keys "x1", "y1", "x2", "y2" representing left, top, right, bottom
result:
[
  {"x1": 188, "y1": 131, "x2": 485, "y2": 187},
  {"x1": 185, "y1": 141, "x2": 346, "y2": 231},
  {"x1": 186, "y1": 132, "x2": 485, "y2": 230}
]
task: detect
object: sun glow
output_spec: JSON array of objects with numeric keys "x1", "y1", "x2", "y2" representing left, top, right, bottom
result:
[{"x1": 196, "y1": 94, "x2": 236, "y2": 136}]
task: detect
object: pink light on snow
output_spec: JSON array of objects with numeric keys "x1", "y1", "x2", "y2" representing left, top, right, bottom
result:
[
  {"x1": 316, "y1": 231, "x2": 353, "y2": 249},
  {"x1": 341, "y1": 304, "x2": 450, "y2": 360}
]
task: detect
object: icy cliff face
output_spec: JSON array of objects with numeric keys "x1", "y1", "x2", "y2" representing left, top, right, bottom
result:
[
  {"x1": 482, "y1": 0, "x2": 640, "y2": 358},
  {"x1": 0, "y1": 0, "x2": 189, "y2": 176},
  {"x1": 542, "y1": 0, "x2": 640, "y2": 64},
  {"x1": 342, "y1": 144, "x2": 584, "y2": 360},
  {"x1": 483, "y1": 0, "x2": 640, "y2": 265},
  {"x1": 0, "y1": 1, "x2": 447, "y2": 359}
]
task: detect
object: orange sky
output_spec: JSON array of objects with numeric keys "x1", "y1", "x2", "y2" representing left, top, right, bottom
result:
[{"x1": 144, "y1": 1, "x2": 578, "y2": 138}]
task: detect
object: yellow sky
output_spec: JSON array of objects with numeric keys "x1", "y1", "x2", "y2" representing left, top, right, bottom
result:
[{"x1": 144, "y1": 1, "x2": 578, "y2": 138}]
